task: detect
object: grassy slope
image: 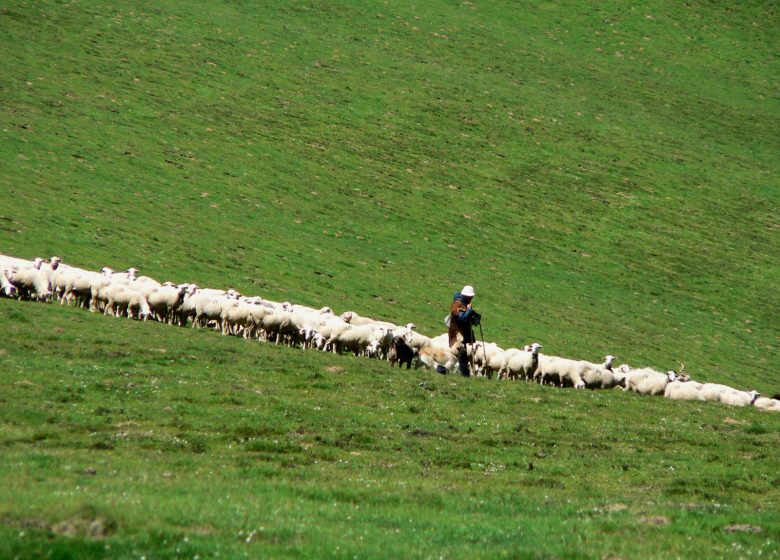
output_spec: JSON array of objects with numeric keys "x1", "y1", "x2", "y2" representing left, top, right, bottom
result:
[
  {"x1": 1, "y1": 0, "x2": 779, "y2": 557},
  {"x1": 1, "y1": 300, "x2": 779, "y2": 559}
]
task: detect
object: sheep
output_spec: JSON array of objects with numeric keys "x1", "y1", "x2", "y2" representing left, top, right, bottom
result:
[
  {"x1": 388, "y1": 335, "x2": 415, "y2": 369},
  {"x1": 0, "y1": 269, "x2": 18, "y2": 298},
  {"x1": 50, "y1": 259, "x2": 80, "y2": 303},
  {"x1": 753, "y1": 397, "x2": 780, "y2": 412},
  {"x1": 415, "y1": 334, "x2": 465, "y2": 373},
  {"x1": 311, "y1": 316, "x2": 351, "y2": 352},
  {"x1": 580, "y1": 355, "x2": 627, "y2": 390},
  {"x1": 664, "y1": 379, "x2": 705, "y2": 401},
  {"x1": 340, "y1": 311, "x2": 385, "y2": 327},
  {"x1": 128, "y1": 276, "x2": 162, "y2": 299},
  {"x1": 698, "y1": 383, "x2": 737, "y2": 402},
  {"x1": 291, "y1": 306, "x2": 336, "y2": 349},
  {"x1": 718, "y1": 388, "x2": 760, "y2": 407},
  {"x1": 221, "y1": 297, "x2": 276, "y2": 337},
  {"x1": 625, "y1": 368, "x2": 677, "y2": 396},
  {"x1": 104, "y1": 284, "x2": 151, "y2": 320},
  {"x1": 535, "y1": 354, "x2": 587, "y2": 389},
  {"x1": 326, "y1": 323, "x2": 386, "y2": 357},
  {"x1": 59, "y1": 269, "x2": 105, "y2": 309},
  {"x1": 175, "y1": 287, "x2": 237, "y2": 327},
  {"x1": 259, "y1": 308, "x2": 302, "y2": 346},
  {"x1": 194, "y1": 292, "x2": 240, "y2": 329},
  {"x1": 428, "y1": 333, "x2": 451, "y2": 349},
  {"x1": 101, "y1": 267, "x2": 139, "y2": 281},
  {"x1": 469, "y1": 341, "x2": 505, "y2": 378},
  {"x1": 5, "y1": 261, "x2": 52, "y2": 301},
  {"x1": 0, "y1": 254, "x2": 36, "y2": 270},
  {"x1": 502, "y1": 343, "x2": 543, "y2": 381},
  {"x1": 147, "y1": 284, "x2": 188, "y2": 323},
  {"x1": 401, "y1": 330, "x2": 433, "y2": 355},
  {"x1": 341, "y1": 311, "x2": 415, "y2": 358}
]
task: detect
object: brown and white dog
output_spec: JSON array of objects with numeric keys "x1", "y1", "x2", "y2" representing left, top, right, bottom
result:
[{"x1": 415, "y1": 333, "x2": 464, "y2": 373}]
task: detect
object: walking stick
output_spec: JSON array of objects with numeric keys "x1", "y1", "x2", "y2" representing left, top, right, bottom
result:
[{"x1": 478, "y1": 322, "x2": 488, "y2": 377}]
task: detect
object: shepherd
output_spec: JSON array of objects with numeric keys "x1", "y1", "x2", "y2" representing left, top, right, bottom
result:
[{"x1": 441, "y1": 284, "x2": 481, "y2": 377}]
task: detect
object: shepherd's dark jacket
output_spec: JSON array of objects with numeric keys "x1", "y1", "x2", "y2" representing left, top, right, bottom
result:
[{"x1": 448, "y1": 292, "x2": 480, "y2": 346}]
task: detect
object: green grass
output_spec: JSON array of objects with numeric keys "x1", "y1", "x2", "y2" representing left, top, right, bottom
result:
[
  {"x1": 1, "y1": 300, "x2": 779, "y2": 559},
  {"x1": 1, "y1": 0, "x2": 779, "y2": 557}
]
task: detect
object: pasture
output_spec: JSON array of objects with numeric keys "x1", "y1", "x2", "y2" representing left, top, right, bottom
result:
[{"x1": 1, "y1": 0, "x2": 779, "y2": 557}]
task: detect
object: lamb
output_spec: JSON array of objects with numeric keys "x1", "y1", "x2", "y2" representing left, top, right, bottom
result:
[
  {"x1": 664, "y1": 379, "x2": 705, "y2": 401},
  {"x1": 415, "y1": 334, "x2": 465, "y2": 373},
  {"x1": 753, "y1": 397, "x2": 780, "y2": 412},
  {"x1": 502, "y1": 343, "x2": 543, "y2": 381},
  {"x1": 625, "y1": 368, "x2": 677, "y2": 396}
]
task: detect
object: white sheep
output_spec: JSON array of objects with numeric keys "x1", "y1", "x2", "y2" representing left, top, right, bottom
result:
[
  {"x1": 327, "y1": 323, "x2": 386, "y2": 356},
  {"x1": 753, "y1": 397, "x2": 780, "y2": 413},
  {"x1": 313, "y1": 316, "x2": 351, "y2": 352},
  {"x1": 718, "y1": 388, "x2": 760, "y2": 407},
  {"x1": 0, "y1": 269, "x2": 18, "y2": 298},
  {"x1": 664, "y1": 379, "x2": 705, "y2": 401},
  {"x1": 625, "y1": 368, "x2": 677, "y2": 396},
  {"x1": 147, "y1": 284, "x2": 188, "y2": 323},
  {"x1": 502, "y1": 343, "x2": 543, "y2": 381},
  {"x1": 104, "y1": 284, "x2": 151, "y2": 320},
  {"x1": 194, "y1": 292, "x2": 240, "y2": 329},
  {"x1": 470, "y1": 341, "x2": 505, "y2": 378},
  {"x1": 580, "y1": 355, "x2": 626, "y2": 390},
  {"x1": 535, "y1": 354, "x2": 586, "y2": 389},
  {"x1": 698, "y1": 383, "x2": 737, "y2": 402},
  {"x1": 6, "y1": 260, "x2": 52, "y2": 301}
]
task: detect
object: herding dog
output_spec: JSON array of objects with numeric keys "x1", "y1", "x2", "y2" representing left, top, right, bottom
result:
[{"x1": 415, "y1": 333, "x2": 464, "y2": 373}]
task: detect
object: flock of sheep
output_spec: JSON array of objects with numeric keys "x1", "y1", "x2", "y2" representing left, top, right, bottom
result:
[{"x1": 2, "y1": 253, "x2": 778, "y2": 414}]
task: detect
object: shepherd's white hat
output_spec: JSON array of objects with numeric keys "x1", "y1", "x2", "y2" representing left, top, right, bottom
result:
[{"x1": 461, "y1": 285, "x2": 475, "y2": 297}]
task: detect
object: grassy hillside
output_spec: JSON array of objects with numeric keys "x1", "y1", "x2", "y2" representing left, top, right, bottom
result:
[
  {"x1": 1, "y1": 300, "x2": 779, "y2": 559},
  {"x1": 1, "y1": 0, "x2": 779, "y2": 557}
]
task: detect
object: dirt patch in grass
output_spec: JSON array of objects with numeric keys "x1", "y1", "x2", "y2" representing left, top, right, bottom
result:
[
  {"x1": 723, "y1": 524, "x2": 762, "y2": 534},
  {"x1": 51, "y1": 516, "x2": 116, "y2": 538},
  {"x1": 638, "y1": 515, "x2": 670, "y2": 526}
]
